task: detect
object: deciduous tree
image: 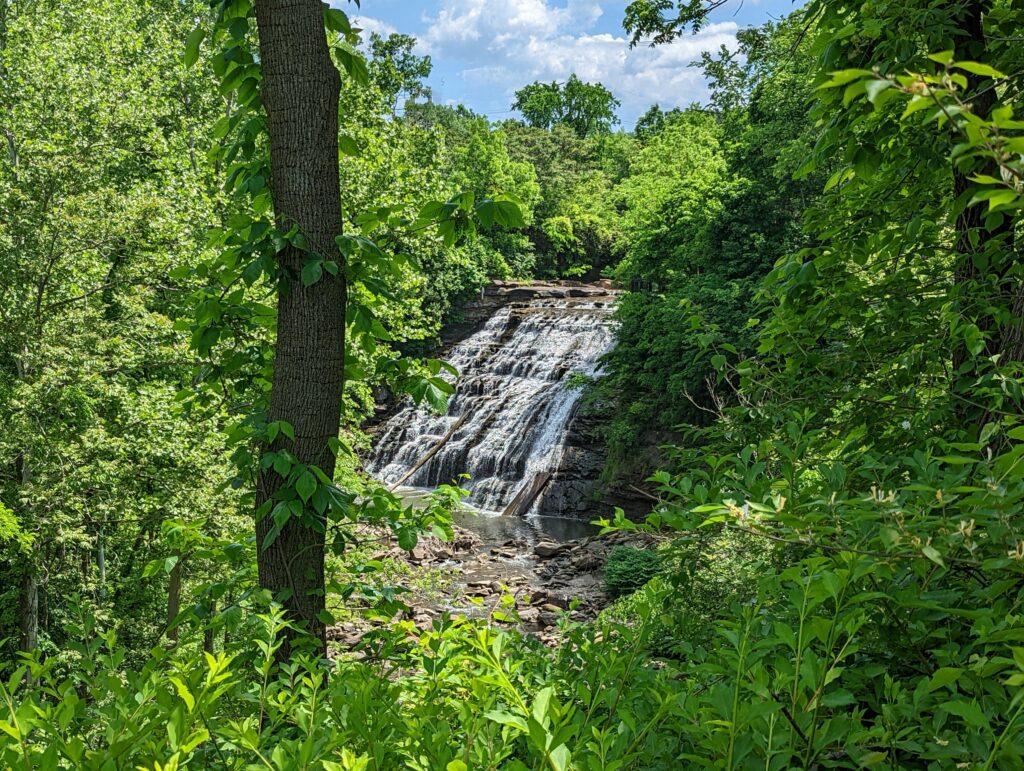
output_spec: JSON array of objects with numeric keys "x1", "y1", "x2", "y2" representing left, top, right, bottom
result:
[
  {"x1": 250, "y1": 0, "x2": 346, "y2": 652},
  {"x1": 513, "y1": 74, "x2": 620, "y2": 138}
]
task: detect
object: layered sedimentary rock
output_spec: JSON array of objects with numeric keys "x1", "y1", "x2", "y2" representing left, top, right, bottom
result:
[{"x1": 368, "y1": 285, "x2": 617, "y2": 518}]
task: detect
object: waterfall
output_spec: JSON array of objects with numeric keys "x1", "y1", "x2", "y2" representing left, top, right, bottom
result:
[{"x1": 367, "y1": 294, "x2": 615, "y2": 515}]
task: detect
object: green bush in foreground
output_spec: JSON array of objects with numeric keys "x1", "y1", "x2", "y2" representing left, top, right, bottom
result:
[{"x1": 0, "y1": 597, "x2": 687, "y2": 770}]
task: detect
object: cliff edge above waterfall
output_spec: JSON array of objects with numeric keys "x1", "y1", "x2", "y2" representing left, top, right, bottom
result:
[{"x1": 440, "y1": 279, "x2": 622, "y2": 347}]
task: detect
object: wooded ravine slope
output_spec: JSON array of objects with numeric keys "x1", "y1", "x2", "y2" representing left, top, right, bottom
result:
[{"x1": 2, "y1": 0, "x2": 1024, "y2": 767}]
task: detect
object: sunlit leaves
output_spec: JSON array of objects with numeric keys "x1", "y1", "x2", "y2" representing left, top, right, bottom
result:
[
  {"x1": 334, "y1": 41, "x2": 369, "y2": 86},
  {"x1": 184, "y1": 27, "x2": 205, "y2": 68},
  {"x1": 475, "y1": 196, "x2": 527, "y2": 229},
  {"x1": 322, "y1": 7, "x2": 354, "y2": 37},
  {"x1": 512, "y1": 74, "x2": 620, "y2": 137}
]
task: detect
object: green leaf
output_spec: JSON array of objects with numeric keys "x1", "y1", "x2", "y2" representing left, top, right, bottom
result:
[
  {"x1": 532, "y1": 686, "x2": 553, "y2": 724},
  {"x1": 323, "y1": 7, "x2": 353, "y2": 35},
  {"x1": 864, "y1": 79, "x2": 893, "y2": 104},
  {"x1": 485, "y1": 710, "x2": 527, "y2": 731},
  {"x1": 335, "y1": 42, "x2": 369, "y2": 85},
  {"x1": 475, "y1": 201, "x2": 495, "y2": 228},
  {"x1": 397, "y1": 527, "x2": 418, "y2": 551},
  {"x1": 301, "y1": 260, "x2": 323, "y2": 287},
  {"x1": 169, "y1": 676, "x2": 196, "y2": 711},
  {"x1": 818, "y1": 69, "x2": 872, "y2": 89},
  {"x1": 821, "y1": 688, "x2": 856, "y2": 707},
  {"x1": 317, "y1": 609, "x2": 335, "y2": 625},
  {"x1": 296, "y1": 471, "x2": 316, "y2": 503},
  {"x1": 228, "y1": 17, "x2": 248, "y2": 41},
  {"x1": 928, "y1": 667, "x2": 963, "y2": 692},
  {"x1": 986, "y1": 190, "x2": 1019, "y2": 211},
  {"x1": 942, "y1": 700, "x2": 989, "y2": 730},
  {"x1": 184, "y1": 27, "x2": 205, "y2": 69},
  {"x1": 858, "y1": 751, "x2": 889, "y2": 766},
  {"x1": 273, "y1": 453, "x2": 292, "y2": 477},
  {"x1": 549, "y1": 745, "x2": 570, "y2": 771},
  {"x1": 339, "y1": 134, "x2": 360, "y2": 157},
  {"x1": 180, "y1": 728, "x2": 210, "y2": 755},
  {"x1": 954, "y1": 61, "x2": 1005, "y2": 79},
  {"x1": 0, "y1": 720, "x2": 21, "y2": 741},
  {"x1": 901, "y1": 95, "x2": 935, "y2": 120},
  {"x1": 921, "y1": 545, "x2": 945, "y2": 567}
]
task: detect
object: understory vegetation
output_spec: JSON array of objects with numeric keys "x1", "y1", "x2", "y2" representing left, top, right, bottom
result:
[
  {"x1": 2, "y1": 0, "x2": 1024, "y2": 768},
  {"x1": 602, "y1": 546, "x2": 662, "y2": 599}
]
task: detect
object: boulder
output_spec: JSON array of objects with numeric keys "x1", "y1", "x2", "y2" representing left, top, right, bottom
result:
[
  {"x1": 518, "y1": 606, "x2": 540, "y2": 624},
  {"x1": 534, "y1": 541, "x2": 569, "y2": 558}
]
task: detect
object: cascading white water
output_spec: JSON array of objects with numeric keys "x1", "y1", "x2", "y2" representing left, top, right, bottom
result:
[{"x1": 367, "y1": 295, "x2": 615, "y2": 514}]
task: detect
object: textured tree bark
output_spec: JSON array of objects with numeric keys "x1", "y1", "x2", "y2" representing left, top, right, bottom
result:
[
  {"x1": 19, "y1": 569, "x2": 38, "y2": 652},
  {"x1": 252, "y1": 0, "x2": 345, "y2": 654},
  {"x1": 951, "y1": 0, "x2": 1022, "y2": 430},
  {"x1": 166, "y1": 554, "x2": 182, "y2": 644},
  {"x1": 204, "y1": 599, "x2": 216, "y2": 654},
  {"x1": 14, "y1": 440, "x2": 38, "y2": 653},
  {"x1": 95, "y1": 528, "x2": 106, "y2": 601}
]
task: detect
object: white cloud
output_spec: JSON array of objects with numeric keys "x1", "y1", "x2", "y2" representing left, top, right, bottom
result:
[
  {"x1": 353, "y1": 15, "x2": 399, "y2": 41},
  {"x1": 420, "y1": 0, "x2": 738, "y2": 125},
  {"x1": 421, "y1": 0, "x2": 604, "y2": 54}
]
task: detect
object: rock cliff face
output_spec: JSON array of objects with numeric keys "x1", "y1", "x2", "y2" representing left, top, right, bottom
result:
[
  {"x1": 532, "y1": 408, "x2": 652, "y2": 521},
  {"x1": 440, "y1": 280, "x2": 619, "y2": 348},
  {"x1": 531, "y1": 409, "x2": 607, "y2": 518}
]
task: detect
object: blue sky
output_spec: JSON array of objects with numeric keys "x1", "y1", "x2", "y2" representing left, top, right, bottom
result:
[{"x1": 339, "y1": 0, "x2": 803, "y2": 127}]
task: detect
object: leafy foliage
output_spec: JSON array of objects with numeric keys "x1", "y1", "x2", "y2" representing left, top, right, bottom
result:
[
  {"x1": 595, "y1": 19, "x2": 822, "y2": 477},
  {"x1": 0, "y1": 0, "x2": 241, "y2": 658},
  {"x1": 596, "y1": 0, "x2": 1024, "y2": 766},
  {"x1": 512, "y1": 74, "x2": 621, "y2": 138},
  {"x1": 0, "y1": 600, "x2": 690, "y2": 770},
  {"x1": 603, "y1": 546, "x2": 662, "y2": 598}
]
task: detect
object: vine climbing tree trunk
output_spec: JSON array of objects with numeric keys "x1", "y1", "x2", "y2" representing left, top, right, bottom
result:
[
  {"x1": 949, "y1": 0, "x2": 1022, "y2": 434},
  {"x1": 252, "y1": 0, "x2": 345, "y2": 654}
]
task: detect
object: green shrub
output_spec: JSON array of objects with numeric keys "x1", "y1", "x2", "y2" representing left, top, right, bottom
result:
[
  {"x1": 603, "y1": 546, "x2": 662, "y2": 598},
  {"x1": 602, "y1": 528, "x2": 767, "y2": 656},
  {"x1": 0, "y1": 599, "x2": 690, "y2": 769},
  {"x1": 601, "y1": 576, "x2": 681, "y2": 655}
]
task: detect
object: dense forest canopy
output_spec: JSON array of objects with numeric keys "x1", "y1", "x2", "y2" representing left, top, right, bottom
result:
[{"x1": 1, "y1": 0, "x2": 1024, "y2": 768}]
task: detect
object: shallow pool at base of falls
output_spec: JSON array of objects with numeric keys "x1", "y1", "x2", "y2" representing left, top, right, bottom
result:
[
  {"x1": 454, "y1": 510, "x2": 600, "y2": 543},
  {"x1": 391, "y1": 485, "x2": 600, "y2": 544},
  {"x1": 454, "y1": 507, "x2": 598, "y2": 544}
]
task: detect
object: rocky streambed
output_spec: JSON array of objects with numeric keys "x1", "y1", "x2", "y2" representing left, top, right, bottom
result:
[{"x1": 327, "y1": 521, "x2": 659, "y2": 652}]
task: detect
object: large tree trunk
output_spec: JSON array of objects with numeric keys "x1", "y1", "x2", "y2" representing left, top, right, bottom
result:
[
  {"x1": 951, "y1": 0, "x2": 1022, "y2": 431},
  {"x1": 252, "y1": 0, "x2": 345, "y2": 654}
]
